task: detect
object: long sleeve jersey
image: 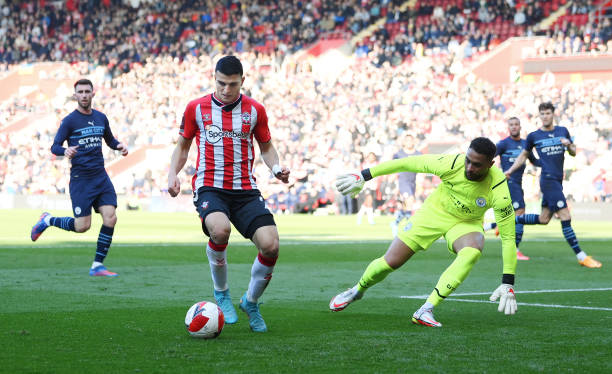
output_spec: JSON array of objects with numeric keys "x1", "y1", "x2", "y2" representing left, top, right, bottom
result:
[
  {"x1": 51, "y1": 109, "x2": 119, "y2": 177},
  {"x1": 368, "y1": 153, "x2": 517, "y2": 277}
]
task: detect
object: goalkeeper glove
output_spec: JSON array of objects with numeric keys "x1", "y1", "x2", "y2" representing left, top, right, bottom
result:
[
  {"x1": 336, "y1": 172, "x2": 366, "y2": 197},
  {"x1": 489, "y1": 284, "x2": 517, "y2": 315}
]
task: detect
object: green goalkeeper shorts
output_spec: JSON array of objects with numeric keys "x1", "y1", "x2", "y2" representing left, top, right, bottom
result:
[{"x1": 397, "y1": 203, "x2": 484, "y2": 254}]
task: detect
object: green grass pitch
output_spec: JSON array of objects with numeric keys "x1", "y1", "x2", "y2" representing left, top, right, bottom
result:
[{"x1": 1, "y1": 209, "x2": 611, "y2": 373}]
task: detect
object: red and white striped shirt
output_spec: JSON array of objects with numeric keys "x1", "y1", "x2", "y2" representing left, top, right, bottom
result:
[{"x1": 180, "y1": 93, "x2": 271, "y2": 191}]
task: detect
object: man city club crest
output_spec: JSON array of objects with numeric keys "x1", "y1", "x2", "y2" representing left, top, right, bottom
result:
[
  {"x1": 241, "y1": 112, "x2": 251, "y2": 124},
  {"x1": 476, "y1": 197, "x2": 486, "y2": 207}
]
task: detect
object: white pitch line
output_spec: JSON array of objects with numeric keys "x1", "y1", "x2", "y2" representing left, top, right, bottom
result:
[
  {"x1": 441, "y1": 298, "x2": 612, "y2": 312},
  {"x1": 401, "y1": 287, "x2": 612, "y2": 312},
  {"x1": 401, "y1": 287, "x2": 612, "y2": 299}
]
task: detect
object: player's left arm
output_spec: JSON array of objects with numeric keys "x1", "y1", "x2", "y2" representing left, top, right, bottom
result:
[
  {"x1": 258, "y1": 140, "x2": 290, "y2": 183},
  {"x1": 560, "y1": 128, "x2": 576, "y2": 156},
  {"x1": 504, "y1": 149, "x2": 529, "y2": 178},
  {"x1": 253, "y1": 103, "x2": 289, "y2": 183},
  {"x1": 102, "y1": 116, "x2": 128, "y2": 156},
  {"x1": 489, "y1": 175, "x2": 518, "y2": 315}
]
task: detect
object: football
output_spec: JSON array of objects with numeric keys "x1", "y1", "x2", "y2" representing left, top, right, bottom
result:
[{"x1": 185, "y1": 301, "x2": 225, "y2": 339}]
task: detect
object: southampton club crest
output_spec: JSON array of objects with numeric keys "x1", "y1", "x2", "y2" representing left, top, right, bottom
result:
[
  {"x1": 201, "y1": 201, "x2": 209, "y2": 210},
  {"x1": 241, "y1": 112, "x2": 251, "y2": 124}
]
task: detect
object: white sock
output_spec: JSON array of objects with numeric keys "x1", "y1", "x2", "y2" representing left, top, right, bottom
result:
[
  {"x1": 91, "y1": 261, "x2": 103, "y2": 269},
  {"x1": 247, "y1": 255, "x2": 276, "y2": 303},
  {"x1": 576, "y1": 251, "x2": 587, "y2": 261},
  {"x1": 206, "y1": 243, "x2": 228, "y2": 291},
  {"x1": 44, "y1": 215, "x2": 52, "y2": 225}
]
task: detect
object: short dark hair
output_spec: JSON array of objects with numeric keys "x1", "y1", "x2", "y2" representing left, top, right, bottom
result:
[
  {"x1": 538, "y1": 102, "x2": 555, "y2": 112},
  {"x1": 469, "y1": 137, "x2": 496, "y2": 160},
  {"x1": 507, "y1": 116, "x2": 520, "y2": 123},
  {"x1": 215, "y1": 55, "x2": 243, "y2": 76},
  {"x1": 74, "y1": 78, "x2": 93, "y2": 89}
]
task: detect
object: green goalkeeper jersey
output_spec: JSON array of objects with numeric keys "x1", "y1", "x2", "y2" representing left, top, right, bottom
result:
[{"x1": 370, "y1": 153, "x2": 517, "y2": 275}]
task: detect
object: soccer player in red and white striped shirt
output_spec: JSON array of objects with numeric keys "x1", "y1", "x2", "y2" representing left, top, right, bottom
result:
[{"x1": 168, "y1": 56, "x2": 290, "y2": 332}]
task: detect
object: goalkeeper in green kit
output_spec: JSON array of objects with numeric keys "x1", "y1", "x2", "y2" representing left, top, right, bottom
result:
[{"x1": 330, "y1": 137, "x2": 518, "y2": 327}]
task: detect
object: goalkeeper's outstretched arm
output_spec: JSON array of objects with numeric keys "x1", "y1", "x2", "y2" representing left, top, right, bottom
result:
[{"x1": 335, "y1": 154, "x2": 454, "y2": 196}]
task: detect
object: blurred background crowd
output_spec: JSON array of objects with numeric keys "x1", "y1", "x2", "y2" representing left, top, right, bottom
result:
[{"x1": 1, "y1": 0, "x2": 612, "y2": 217}]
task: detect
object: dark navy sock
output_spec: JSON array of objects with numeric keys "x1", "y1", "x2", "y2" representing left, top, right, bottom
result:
[
  {"x1": 516, "y1": 214, "x2": 540, "y2": 225},
  {"x1": 95, "y1": 225, "x2": 114, "y2": 263},
  {"x1": 515, "y1": 223, "x2": 524, "y2": 248},
  {"x1": 561, "y1": 219, "x2": 581, "y2": 255},
  {"x1": 50, "y1": 217, "x2": 76, "y2": 232}
]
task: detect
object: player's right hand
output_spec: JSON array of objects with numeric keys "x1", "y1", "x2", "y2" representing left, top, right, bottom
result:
[
  {"x1": 336, "y1": 172, "x2": 365, "y2": 197},
  {"x1": 64, "y1": 145, "x2": 79, "y2": 159},
  {"x1": 167, "y1": 174, "x2": 180, "y2": 197},
  {"x1": 489, "y1": 284, "x2": 517, "y2": 315}
]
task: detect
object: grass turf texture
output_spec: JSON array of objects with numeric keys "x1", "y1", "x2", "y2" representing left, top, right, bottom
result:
[{"x1": 1, "y1": 209, "x2": 611, "y2": 373}]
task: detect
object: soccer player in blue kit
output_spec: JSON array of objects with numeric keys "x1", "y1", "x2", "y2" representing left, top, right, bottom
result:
[
  {"x1": 505, "y1": 103, "x2": 602, "y2": 268},
  {"x1": 30, "y1": 79, "x2": 129, "y2": 276},
  {"x1": 496, "y1": 116, "x2": 541, "y2": 260}
]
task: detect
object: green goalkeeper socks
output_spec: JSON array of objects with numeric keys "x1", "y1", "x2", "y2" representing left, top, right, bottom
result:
[
  {"x1": 357, "y1": 256, "x2": 394, "y2": 293},
  {"x1": 426, "y1": 247, "x2": 481, "y2": 306}
]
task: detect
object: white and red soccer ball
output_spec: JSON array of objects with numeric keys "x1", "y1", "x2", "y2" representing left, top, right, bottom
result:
[{"x1": 185, "y1": 301, "x2": 224, "y2": 339}]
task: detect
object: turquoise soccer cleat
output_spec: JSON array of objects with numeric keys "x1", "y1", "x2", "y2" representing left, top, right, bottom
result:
[
  {"x1": 214, "y1": 289, "x2": 238, "y2": 324},
  {"x1": 239, "y1": 292, "x2": 267, "y2": 332}
]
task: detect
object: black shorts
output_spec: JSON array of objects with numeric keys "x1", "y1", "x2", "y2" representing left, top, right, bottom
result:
[
  {"x1": 69, "y1": 172, "x2": 117, "y2": 217},
  {"x1": 540, "y1": 178, "x2": 567, "y2": 212},
  {"x1": 193, "y1": 187, "x2": 275, "y2": 239}
]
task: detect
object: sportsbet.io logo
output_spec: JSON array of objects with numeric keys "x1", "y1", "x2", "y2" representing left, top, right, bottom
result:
[{"x1": 204, "y1": 124, "x2": 249, "y2": 144}]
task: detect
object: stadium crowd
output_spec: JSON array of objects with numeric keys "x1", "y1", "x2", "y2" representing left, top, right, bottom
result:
[
  {"x1": 0, "y1": 0, "x2": 404, "y2": 74},
  {"x1": 1, "y1": 0, "x2": 612, "y2": 215}
]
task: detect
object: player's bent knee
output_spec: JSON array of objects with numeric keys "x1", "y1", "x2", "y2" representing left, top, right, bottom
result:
[
  {"x1": 258, "y1": 237, "x2": 279, "y2": 258},
  {"x1": 103, "y1": 215, "x2": 117, "y2": 227},
  {"x1": 208, "y1": 227, "x2": 231, "y2": 244}
]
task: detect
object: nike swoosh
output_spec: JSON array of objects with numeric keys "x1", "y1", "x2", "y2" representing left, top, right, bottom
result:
[{"x1": 332, "y1": 302, "x2": 348, "y2": 309}]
